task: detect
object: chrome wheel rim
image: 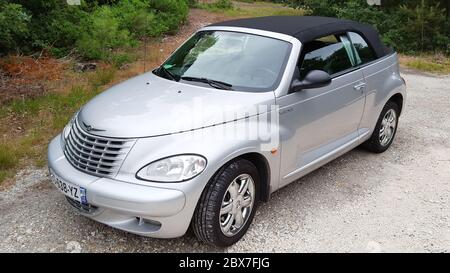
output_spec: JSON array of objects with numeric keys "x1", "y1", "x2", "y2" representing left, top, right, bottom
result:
[
  {"x1": 379, "y1": 109, "x2": 397, "y2": 146},
  {"x1": 219, "y1": 174, "x2": 255, "y2": 237}
]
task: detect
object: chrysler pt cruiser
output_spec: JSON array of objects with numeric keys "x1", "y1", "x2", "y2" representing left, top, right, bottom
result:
[{"x1": 48, "y1": 16, "x2": 406, "y2": 246}]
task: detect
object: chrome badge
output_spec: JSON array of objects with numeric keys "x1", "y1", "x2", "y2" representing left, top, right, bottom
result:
[{"x1": 82, "y1": 121, "x2": 105, "y2": 132}]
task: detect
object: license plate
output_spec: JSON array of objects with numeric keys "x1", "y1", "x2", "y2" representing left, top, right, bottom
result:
[{"x1": 49, "y1": 169, "x2": 87, "y2": 204}]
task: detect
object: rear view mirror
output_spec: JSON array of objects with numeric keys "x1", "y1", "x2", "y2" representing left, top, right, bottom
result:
[{"x1": 291, "y1": 70, "x2": 331, "y2": 92}]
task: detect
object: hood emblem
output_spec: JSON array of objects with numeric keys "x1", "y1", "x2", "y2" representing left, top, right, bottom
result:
[{"x1": 82, "y1": 121, "x2": 105, "y2": 132}]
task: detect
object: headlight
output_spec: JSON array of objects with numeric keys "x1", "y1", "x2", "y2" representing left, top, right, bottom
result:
[
  {"x1": 136, "y1": 155, "x2": 207, "y2": 182},
  {"x1": 61, "y1": 111, "x2": 78, "y2": 147}
]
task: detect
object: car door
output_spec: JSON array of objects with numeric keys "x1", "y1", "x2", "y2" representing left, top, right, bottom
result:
[{"x1": 278, "y1": 34, "x2": 366, "y2": 187}]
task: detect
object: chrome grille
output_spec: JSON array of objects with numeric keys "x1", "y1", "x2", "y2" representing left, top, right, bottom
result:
[{"x1": 64, "y1": 119, "x2": 135, "y2": 177}]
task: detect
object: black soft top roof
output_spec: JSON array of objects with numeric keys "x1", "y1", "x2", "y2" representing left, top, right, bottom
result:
[{"x1": 208, "y1": 16, "x2": 390, "y2": 58}]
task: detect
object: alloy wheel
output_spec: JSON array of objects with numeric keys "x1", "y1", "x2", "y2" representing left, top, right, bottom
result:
[
  {"x1": 219, "y1": 174, "x2": 255, "y2": 237},
  {"x1": 379, "y1": 109, "x2": 397, "y2": 146}
]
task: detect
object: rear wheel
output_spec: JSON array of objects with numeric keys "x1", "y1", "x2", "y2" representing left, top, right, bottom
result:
[
  {"x1": 192, "y1": 159, "x2": 259, "y2": 247},
  {"x1": 363, "y1": 101, "x2": 399, "y2": 153}
]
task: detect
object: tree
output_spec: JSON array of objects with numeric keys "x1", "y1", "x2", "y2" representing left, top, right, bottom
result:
[{"x1": 289, "y1": 0, "x2": 449, "y2": 53}]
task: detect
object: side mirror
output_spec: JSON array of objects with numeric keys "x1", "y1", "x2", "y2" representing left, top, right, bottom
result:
[{"x1": 290, "y1": 70, "x2": 331, "y2": 92}]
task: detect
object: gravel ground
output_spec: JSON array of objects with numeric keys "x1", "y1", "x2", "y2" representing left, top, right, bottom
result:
[{"x1": 0, "y1": 71, "x2": 449, "y2": 253}]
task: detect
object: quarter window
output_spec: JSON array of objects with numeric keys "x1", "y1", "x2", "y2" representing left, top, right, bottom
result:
[
  {"x1": 348, "y1": 32, "x2": 377, "y2": 65},
  {"x1": 299, "y1": 35, "x2": 353, "y2": 79}
]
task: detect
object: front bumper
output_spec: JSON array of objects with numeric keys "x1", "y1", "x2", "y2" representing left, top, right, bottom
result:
[{"x1": 47, "y1": 136, "x2": 196, "y2": 238}]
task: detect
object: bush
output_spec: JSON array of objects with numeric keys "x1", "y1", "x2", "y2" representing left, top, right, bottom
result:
[
  {"x1": 290, "y1": 0, "x2": 450, "y2": 54},
  {"x1": 111, "y1": 0, "x2": 156, "y2": 37},
  {"x1": 76, "y1": 0, "x2": 189, "y2": 60},
  {"x1": 0, "y1": 3, "x2": 30, "y2": 54},
  {"x1": 213, "y1": 0, "x2": 234, "y2": 9},
  {"x1": 186, "y1": 0, "x2": 198, "y2": 7},
  {"x1": 0, "y1": 0, "x2": 191, "y2": 59},
  {"x1": 110, "y1": 52, "x2": 136, "y2": 68},
  {"x1": 197, "y1": 0, "x2": 234, "y2": 11},
  {"x1": 290, "y1": 0, "x2": 341, "y2": 16},
  {"x1": 11, "y1": 0, "x2": 89, "y2": 57},
  {"x1": 149, "y1": 0, "x2": 189, "y2": 34},
  {"x1": 394, "y1": 2, "x2": 449, "y2": 53},
  {"x1": 77, "y1": 7, "x2": 133, "y2": 60}
]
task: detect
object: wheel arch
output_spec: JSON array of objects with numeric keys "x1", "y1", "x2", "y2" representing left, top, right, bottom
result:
[
  {"x1": 237, "y1": 152, "x2": 271, "y2": 202},
  {"x1": 388, "y1": 93, "x2": 404, "y2": 116},
  {"x1": 206, "y1": 152, "x2": 272, "y2": 203}
]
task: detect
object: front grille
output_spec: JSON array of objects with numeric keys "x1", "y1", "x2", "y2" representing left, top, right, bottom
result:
[{"x1": 64, "y1": 119, "x2": 135, "y2": 177}]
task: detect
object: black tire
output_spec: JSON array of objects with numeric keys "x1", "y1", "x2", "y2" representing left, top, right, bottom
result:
[
  {"x1": 192, "y1": 159, "x2": 260, "y2": 247},
  {"x1": 362, "y1": 100, "x2": 400, "y2": 153}
]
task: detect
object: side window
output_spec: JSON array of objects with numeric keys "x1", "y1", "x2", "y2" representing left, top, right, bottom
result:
[
  {"x1": 299, "y1": 35, "x2": 354, "y2": 79},
  {"x1": 347, "y1": 32, "x2": 377, "y2": 65}
]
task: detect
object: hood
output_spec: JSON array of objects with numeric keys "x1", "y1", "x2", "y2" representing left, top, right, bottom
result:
[{"x1": 78, "y1": 72, "x2": 275, "y2": 138}]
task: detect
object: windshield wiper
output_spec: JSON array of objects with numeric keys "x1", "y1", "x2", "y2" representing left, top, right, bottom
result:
[
  {"x1": 157, "y1": 65, "x2": 177, "y2": 81},
  {"x1": 181, "y1": 76, "x2": 233, "y2": 90}
]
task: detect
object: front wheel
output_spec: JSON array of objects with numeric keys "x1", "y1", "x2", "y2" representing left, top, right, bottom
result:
[
  {"x1": 192, "y1": 159, "x2": 260, "y2": 247},
  {"x1": 363, "y1": 101, "x2": 400, "y2": 153}
]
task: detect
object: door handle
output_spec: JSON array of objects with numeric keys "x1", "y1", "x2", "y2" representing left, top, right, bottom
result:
[{"x1": 354, "y1": 82, "x2": 366, "y2": 90}]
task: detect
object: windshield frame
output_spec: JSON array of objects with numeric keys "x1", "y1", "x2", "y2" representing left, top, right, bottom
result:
[{"x1": 153, "y1": 29, "x2": 294, "y2": 93}]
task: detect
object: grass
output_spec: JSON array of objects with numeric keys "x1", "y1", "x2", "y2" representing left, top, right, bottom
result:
[
  {"x1": 0, "y1": 67, "x2": 117, "y2": 184},
  {"x1": 0, "y1": 144, "x2": 18, "y2": 170},
  {"x1": 0, "y1": 171, "x2": 9, "y2": 184},
  {"x1": 88, "y1": 68, "x2": 117, "y2": 89},
  {"x1": 400, "y1": 54, "x2": 450, "y2": 74}
]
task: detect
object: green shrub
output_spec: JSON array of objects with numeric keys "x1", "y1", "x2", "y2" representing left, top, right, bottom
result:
[
  {"x1": 290, "y1": 0, "x2": 341, "y2": 16},
  {"x1": 0, "y1": 3, "x2": 30, "y2": 54},
  {"x1": 394, "y1": 2, "x2": 449, "y2": 53},
  {"x1": 197, "y1": 0, "x2": 234, "y2": 11},
  {"x1": 186, "y1": 0, "x2": 198, "y2": 7},
  {"x1": 149, "y1": 0, "x2": 189, "y2": 33},
  {"x1": 0, "y1": 0, "x2": 190, "y2": 58},
  {"x1": 11, "y1": 0, "x2": 88, "y2": 57},
  {"x1": 213, "y1": 0, "x2": 234, "y2": 9},
  {"x1": 111, "y1": 0, "x2": 154, "y2": 37},
  {"x1": 109, "y1": 53, "x2": 136, "y2": 68},
  {"x1": 77, "y1": 0, "x2": 190, "y2": 60},
  {"x1": 290, "y1": 0, "x2": 450, "y2": 54},
  {"x1": 77, "y1": 7, "x2": 134, "y2": 60}
]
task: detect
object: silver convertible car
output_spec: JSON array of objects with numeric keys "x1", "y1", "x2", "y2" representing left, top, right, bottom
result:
[{"x1": 48, "y1": 16, "x2": 406, "y2": 246}]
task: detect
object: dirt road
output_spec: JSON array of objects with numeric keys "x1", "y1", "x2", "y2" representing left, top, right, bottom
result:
[{"x1": 0, "y1": 70, "x2": 449, "y2": 253}]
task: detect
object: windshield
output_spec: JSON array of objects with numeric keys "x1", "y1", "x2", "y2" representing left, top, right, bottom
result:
[{"x1": 154, "y1": 31, "x2": 292, "y2": 92}]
